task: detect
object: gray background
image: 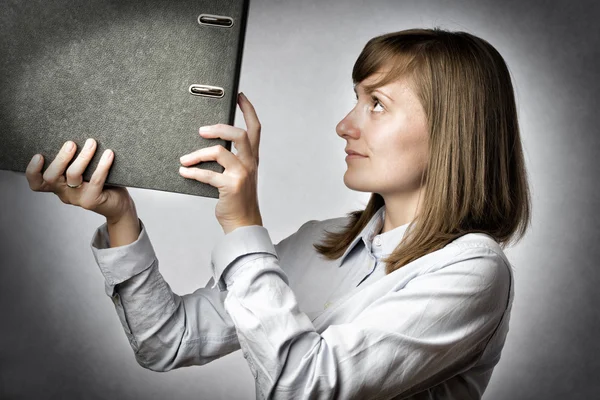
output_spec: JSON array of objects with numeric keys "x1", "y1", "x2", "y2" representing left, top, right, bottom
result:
[{"x1": 1, "y1": 0, "x2": 599, "y2": 399}]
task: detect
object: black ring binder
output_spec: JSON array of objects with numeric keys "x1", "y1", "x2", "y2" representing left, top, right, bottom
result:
[{"x1": 0, "y1": 0, "x2": 250, "y2": 198}]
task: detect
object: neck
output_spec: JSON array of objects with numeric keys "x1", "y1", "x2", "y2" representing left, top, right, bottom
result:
[{"x1": 380, "y1": 187, "x2": 424, "y2": 234}]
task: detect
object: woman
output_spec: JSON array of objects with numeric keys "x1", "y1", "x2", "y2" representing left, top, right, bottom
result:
[{"x1": 26, "y1": 28, "x2": 530, "y2": 399}]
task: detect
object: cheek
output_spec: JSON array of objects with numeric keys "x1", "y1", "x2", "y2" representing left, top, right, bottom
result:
[{"x1": 380, "y1": 130, "x2": 429, "y2": 173}]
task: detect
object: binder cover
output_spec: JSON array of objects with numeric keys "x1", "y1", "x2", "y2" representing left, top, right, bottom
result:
[{"x1": 0, "y1": 0, "x2": 250, "y2": 198}]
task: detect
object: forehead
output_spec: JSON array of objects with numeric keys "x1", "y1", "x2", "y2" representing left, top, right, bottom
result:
[{"x1": 354, "y1": 73, "x2": 414, "y2": 97}]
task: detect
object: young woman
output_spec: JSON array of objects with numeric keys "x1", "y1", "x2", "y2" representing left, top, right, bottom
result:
[{"x1": 26, "y1": 28, "x2": 530, "y2": 399}]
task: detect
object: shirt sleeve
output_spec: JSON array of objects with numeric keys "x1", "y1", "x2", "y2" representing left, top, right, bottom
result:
[
  {"x1": 89, "y1": 218, "x2": 242, "y2": 371},
  {"x1": 212, "y1": 226, "x2": 512, "y2": 400}
]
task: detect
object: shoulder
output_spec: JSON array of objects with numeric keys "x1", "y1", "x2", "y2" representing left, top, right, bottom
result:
[
  {"x1": 427, "y1": 233, "x2": 514, "y2": 304},
  {"x1": 391, "y1": 232, "x2": 513, "y2": 308},
  {"x1": 445, "y1": 232, "x2": 512, "y2": 278},
  {"x1": 273, "y1": 216, "x2": 352, "y2": 255},
  {"x1": 276, "y1": 216, "x2": 352, "y2": 242},
  {"x1": 301, "y1": 215, "x2": 353, "y2": 235}
]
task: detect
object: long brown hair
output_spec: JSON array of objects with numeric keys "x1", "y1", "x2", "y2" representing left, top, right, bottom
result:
[{"x1": 313, "y1": 28, "x2": 531, "y2": 274}]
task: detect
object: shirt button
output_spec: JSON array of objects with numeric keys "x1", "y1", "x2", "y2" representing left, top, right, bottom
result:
[
  {"x1": 324, "y1": 301, "x2": 332, "y2": 309},
  {"x1": 374, "y1": 236, "x2": 382, "y2": 246}
]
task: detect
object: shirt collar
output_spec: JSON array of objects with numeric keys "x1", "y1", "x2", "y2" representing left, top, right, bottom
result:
[{"x1": 337, "y1": 205, "x2": 412, "y2": 267}]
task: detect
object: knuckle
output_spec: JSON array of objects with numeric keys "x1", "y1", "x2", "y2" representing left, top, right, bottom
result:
[
  {"x1": 58, "y1": 195, "x2": 71, "y2": 205},
  {"x1": 79, "y1": 199, "x2": 93, "y2": 210},
  {"x1": 238, "y1": 171, "x2": 249, "y2": 182},
  {"x1": 234, "y1": 180, "x2": 246, "y2": 193},
  {"x1": 229, "y1": 181, "x2": 241, "y2": 193},
  {"x1": 65, "y1": 169, "x2": 79, "y2": 180},
  {"x1": 89, "y1": 176, "x2": 101, "y2": 186},
  {"x1": 42, "y1": 173, "x2": 56, "y2": 184}
]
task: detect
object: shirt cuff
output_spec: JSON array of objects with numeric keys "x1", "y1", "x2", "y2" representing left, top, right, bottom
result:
[
  {"x1": 89, "y1": 218, "x2": 157, "y2": 297},
  {"x1": 210, "y1": 225, "x2": 278, "y2": 291}
]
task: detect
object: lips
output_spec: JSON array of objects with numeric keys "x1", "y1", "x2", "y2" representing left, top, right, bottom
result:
[{"x1": 345, "y1": 149, "x2": 366, "y2": 156}]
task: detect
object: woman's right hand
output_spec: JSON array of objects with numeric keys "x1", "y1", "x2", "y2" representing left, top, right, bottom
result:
[{"x1": 26, "y1": 138, "x2": 134, "y2": 224}]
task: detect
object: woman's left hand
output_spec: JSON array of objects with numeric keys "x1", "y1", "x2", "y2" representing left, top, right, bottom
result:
[{"x1": 178, "y1": 92, "x2": 263, "y2": 235}]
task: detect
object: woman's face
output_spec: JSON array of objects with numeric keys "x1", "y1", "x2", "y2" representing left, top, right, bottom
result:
[{"x1": 336, "y1": 72, "x2": 429, "y2": 196}]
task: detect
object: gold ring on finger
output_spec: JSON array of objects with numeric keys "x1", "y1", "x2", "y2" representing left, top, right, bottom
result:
[{"x1": 67, "y1": 180, "x2": 83, "y2": 189}]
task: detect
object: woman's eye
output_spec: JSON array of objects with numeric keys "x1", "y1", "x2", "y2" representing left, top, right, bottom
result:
[
  {"x1": 371, "y1": 97, "x2": 384, "y2": 113},
  {"x1": 353, "y1": 94, "x2": 384, "y2": 113}
]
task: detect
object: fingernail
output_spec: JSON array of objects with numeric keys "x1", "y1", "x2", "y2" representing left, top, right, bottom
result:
[
  {"x1": 102, "y1": 150, "x2": 112, "y2": 162},
  {"x1": 34, "y1": 154, "x2": 42, "y2": 164},
  {"x1": 84, "y1": 138, "x2": 93, "y2": 150},
  {"x1": 239, "y1": 92, "x2": 245, "y2": 100},
  {"x1": 64, "y1": 141, "x2": 74, "y2": 151},
  {"x1": 199, "y1": 126, "x2": 211, "y2": 133}
]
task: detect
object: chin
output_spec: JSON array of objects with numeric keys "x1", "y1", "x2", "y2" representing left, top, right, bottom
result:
[{"x1": 343, "y1": 173, "x2": 374, "y2": 193}]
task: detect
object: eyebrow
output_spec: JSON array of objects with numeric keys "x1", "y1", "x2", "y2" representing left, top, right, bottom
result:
[{"x1": 353, "y1": 84, "x2": 394, "y2": 103}]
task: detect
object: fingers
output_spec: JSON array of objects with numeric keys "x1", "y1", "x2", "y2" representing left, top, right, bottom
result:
[
  {"x1": 238, "y1": 93, "x2": 260, "y2": 134},
  {"x1": 84, "y1": 148, "x2": 114, "y2": 200},
  {"x1": 237, "y1": 93, "x2": 261, "y2": 162},
  {"x1": 26, "y1": 153, "x2": 48, "y2": 191},
  {"x1": 196, "y1": 125, "x2": 254, "y2": 169},
  {"x1": 179, "y1": 145, "x2": 240, "y2": 187},
  {"x1": 65, "y1": 138, "x2": 96, "y2": 187},
  {"x1": 41, "y1": 141, "x2": 77, "y2": 185},
  {"x1": 188, "y1": 93, "x2": 261, "y2": 169},
  {"x1": 27, "y1": 139, "x2": 113, "y2": 200},
  {"x1": 179, "y1": 165, "x2": 222, "y2": 188},
  {"x1": 180, "y1": 144, "x2": 240, "y2": 169}
]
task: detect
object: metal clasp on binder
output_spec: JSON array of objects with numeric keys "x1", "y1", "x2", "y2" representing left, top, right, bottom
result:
[
  {"x1": 189, "y1": 84, "x2": 224, "y2": 98},
  {"x1": 197, "y1": 14, "x2": 234, "y2": 28}
]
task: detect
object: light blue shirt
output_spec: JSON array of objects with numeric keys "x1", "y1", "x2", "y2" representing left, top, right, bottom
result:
[{"x1": 90, "y1": 205, "x2": 514, "y2": 399}]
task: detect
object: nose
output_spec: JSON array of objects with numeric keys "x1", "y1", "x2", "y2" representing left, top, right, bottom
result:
[{"x1": 336, "y1": 108, "x2": 360, "y2": 139}]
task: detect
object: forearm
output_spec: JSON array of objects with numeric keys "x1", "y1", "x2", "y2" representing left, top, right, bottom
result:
[
  {"x1": 107, "y1": 208, "x2": 140, "y2": 248},
  {"x1": 116, "y1": 263, "x2": 240, "y2": 371},
  {"x1": 90, "y1": 217, "x2": 241, "y2": 372}
]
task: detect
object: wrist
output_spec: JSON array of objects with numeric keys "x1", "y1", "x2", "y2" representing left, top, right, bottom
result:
[
  {"x1": 223, "y1": 219, "x2": 263, "y2": 235},
  {"x1": 106, "y1": 207, "x2": 138, "y2": 226},
  {"x1": 106, "y1": 210, "x2": 141, "y2": 248}
]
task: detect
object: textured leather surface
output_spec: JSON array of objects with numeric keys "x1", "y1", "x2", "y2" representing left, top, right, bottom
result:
[{"x1": 0, "y1": 0, "x2": 249, "y2": 198}]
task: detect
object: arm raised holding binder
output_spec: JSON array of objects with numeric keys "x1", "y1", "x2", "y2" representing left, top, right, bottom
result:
[{"x1": 24, "y1": 93, "x2": 263, "y2": 370}]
